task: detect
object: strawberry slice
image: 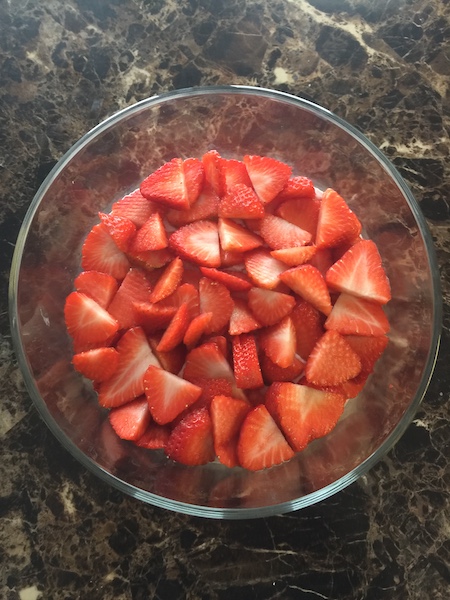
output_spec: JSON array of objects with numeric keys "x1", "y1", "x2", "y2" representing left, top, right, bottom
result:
[
  {"x1": 247, "y1": 286, "x2": 295, "y2": 327},
  {"x1": 136, "y1": 422, "x2": 171, "y2": 450},
  {"x1": 156, "y1": 302, "x2": 189, "y2": 352},
  {"x1": 237, "y1": 404, "x2": 294, "y2": 471},
  {"x1": 266, "y1": 382, "x2": 346, "y2": 451},
  {"x1": 199, "y1": 267, "x2": 252, "y2": 292},
  {"x1": 229, "y1": 298, "x2": 262, "y2": 335},
  {"x1": 81, "y1": 223, "x2": 130, "y2": 280},
  {"x1": 183, "y1": 157, "x2": 204, "y2": 205},
  {"x1": 325, "y1": 239, "x2": 391, "y2": 304},
  {"x1": 220, "y1": 158, "x2": 253, "y2": 193},
  {"x1": 129, "y1": 212, "x2": 168, "y2": 253},
  {"x1": 166, "y1": 406, "x2": 215, "y2": 466},
  {"x1": 74, "y1": 270, "x2": 119, "y2": 309},
  {"x1": 280, "y1": 264, "x2": 332, "y2": 316},
  {"x1": 199, "y1": 277, "x2": 234, "y2": 334},
  {"x1": 243, "y1": 155, "x2": 292, "y2": 204},
  {"x1": 98, "y1": 212, "x2": 136, "y2": 252},
  {"x1": 183, "y1": 312, "x2": 213, "y2": 348},
  {"x1": 107, "y1": 267, "x2": 153, "y2": 330},
  {"x1": 259, "y1": 315, "x2": 296, "y2": 368},
  {"x1": 220, "y1": 249, "x2": 245, "y2": 267},
  {"x1": 148, "y1": 335, "x2": 186, "y2": 374},
  {"x1": 276, "y1": 175, "x2": 316, "y2": 200},
  {"x1": 140, "y1": 157, "x2": 202, "y2": 210},
  {"x1": 260, "y1": 215, "x2": 312, "y2": 249},
  {"x1": 290, "y1": 299, "x2": 325, "y2": 360},
  {"x1": 109, "y1": 396, "x2": 151, "y2": 441},
  {"x1": 111, "y1": 188, "x2": 158, "y2": 227},
  {"x1": 308, "y1": 247, "x2": 334, "y2": 276},
  {"x1": 64, "y1": 291, "x2": 119, "y2": 349},
  {"x1": 202, "y1": 149, "x2": 224, "y2": 196},
  {"x1": 98, "y1": 327, "x2": 160, "y2": 408},
  {"x1": 305, "y1": 330, "x2": 361, "y2": 386},
  {"x1": 218, "y1": 184, "x2": 265, "y2": 219},
  {"x1": 184, "y1": 341, "x2": 235, "y2": 382},
  {"x1": 340, "y1": 371, "x2": 369, "y2": 399},
  {"x1": 149, "y1": 257, "x2": 184, "y2": 303},
  {"x1": 218, "y1": 218, "x2": 263, "y2": 253},
  {"x1": 159, "y1": 282, "x2": 200, "y2": 321},
  {"x1": 260, "y1": 353, "x2": 304, "y2": 384},
  {"x1": 276, "y1": 197, "x2": 321, "y2": 237},
  {"x1": 130, "y1": 247, "x2": 174, "y2": 270},
  {"x1": 205, "y1": 335, "x2": 229, "y2": 359},
  {"x1": 166, "y1": 188, "x2": 220, "y2": 227},
  {"x1": 344, "y1": 334, "x2": 389, "y2": 373},
  {"x1": 133, "y1": 301, "x2": 177, "y2": 333},
  {"x1": 188, "y1": 377, "x2": 233, "y2": 407},
  {"x1": 169, "y1": 220, "x2": 221, "y2": 268},
  {"x1": 315, "y1": 188, "x2": 362, "y2": 249},
  {"x1": 144, "y1": 365, "x2": 202, "y2": 424},
  {"x1": 211, "y1": 395, "x2": 251, "y2": 467},
  {"x1": 244, "y1": 249, "x2": 287, "y2": 289},
  {"x1": 325, "y1": 293, "x2": 390, "y2": 336},
  {"x1": 232, "y1": 333, "x2": 264, "y2": 389},
  {"x1": 270, "y1": 246, "x2": 317, "y2": 267},
  {"x1": 72, "y1": 347, "x2": 119, "y2": 382}
]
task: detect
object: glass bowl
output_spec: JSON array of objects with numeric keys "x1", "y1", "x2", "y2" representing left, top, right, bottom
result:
[{"x1": 9, "y1": 86, "x2": 441, "y2": 519}]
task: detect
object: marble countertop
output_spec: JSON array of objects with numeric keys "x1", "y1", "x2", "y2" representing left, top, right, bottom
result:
[{"x1": 1, "y1": 0, "x2": 449, "y2": 598}]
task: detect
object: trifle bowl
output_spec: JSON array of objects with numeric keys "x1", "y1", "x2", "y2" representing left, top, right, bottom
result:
[{"x1": 9, "y1": 86, "x2": 441, "y2": 518}]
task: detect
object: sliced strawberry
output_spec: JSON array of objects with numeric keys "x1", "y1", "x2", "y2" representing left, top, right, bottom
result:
[
  {"x1": 72, "y1": 347, "x2": 119, "y2": 382},
  {"x1": 315, "y1": 188, "x2": 362, "y2": 249},
  {"x1": 305, "y1": 330, "x2": 361, "y2": 386},
  {"x1": 199, "y1": 277, "x2": 234, "y2": 334},
  {"x1": 325, "y1": 293, "x2": 390, "y2": 336},
  {"x1": 237, "y1": 404, "x2": 294, "y2": 471},
  {"x1": 276, "y1": 175, "x2": 316, "y2": 200},
  {"x1": 149, "y1": 257, "x2": 184, "y2": 303},
  {"x1": 144, "y1": 365, "x2": 202, "y2": 425},
  {"x1": 64, "y1": 291, "x2": 119, "y2": 349},
  {"x1": 183, "y1": 312, "x2": 213, "y2": 348},
  {"x1": 148, "y1": 335, "x2": 187, "y2": 374},
  {"x1": 188, "y1": 377, "x2": 233, "y2": 407},
  {"x1": 133, "y1": 301, "x2": 177, "y2": 333},
  {"x1": 280, "y1": 264, "x2": 332, "y2": 316},
  {"x1": 109, "y1": 395, "x2": 151, "y2": 441},
  {"x1": 229, "y1": 298, "x2": 262, "y2": 335},
  {"x1": 183, "y1": 157, "x2": 204, "y2": 205},
  {"x1": 74, "y1": 270, "x2": 119, "y2": 309},
  {"x1": 199, "y1": 267, "x2": 252, "y2": 292},
  {"x1": 340, "y1": 371, "x2": 369, "y2": 398},
  {"x1": 276, "y1": 197, "x2": 321, "y2": 237},
  {"x1": 344, "y1": 334, "x2": 389, "y2": 373},
  {"x1": 308, "y1": 247, "x2": 334, "y2": 276},
  {"x1": 202, "y1": 149, "x2": 224, "y2": 196},
  {"x1": 290, "y1": 299, "x2": 325, "y2": 360},
  {"x1": 130, "y1": 247, "x2": 174, "y2": 270},
  {"x1": 107, "y1": 268, "x2": 153, "y2": 330},
  {"x1": 211, "y1": 395, "x2": 251, "y2": 467},
  {"x1": 220, "y1": 158, "x2": 253, "y2": 194},
  {"x1": 169, "y1": 220, "x2": 221, "y2": 267},
  {"x1": 140, "y1": 158, "x2": 190, "y2": 210},
  {"x1": 205, "y1": 335, "x2": 229, "y2": 359},
  {"x1": 243, "y1": 155, "x2": 292, "y2": 204},
  {"x1": 110, "y1": 188, "x2": 157, "y2": 227},
  {"x1": 159, "y1": 282, "x2": 200, "y2": 322},
  {"x1": 218, "y1": 218, "x2": 263, "y2": 253},
  {"x1": 232, "y1": 333, "x2": 264, "y2": 389},
  {"x1": 156, "y1": 302, "x2": 189, "y2": 352},
  {"x1": 220, "y1": 249, "x2": 245, "y2": 267},
  {"x1": 260, "y1": 215, "x2": 312, "y2": 250},
  {"x1": 259, "y1": 315, "x2": 296, "y2": 368},
  {"x1": 166, "y1": 406, "x2": 215, "y2": 466},
  {"x1": 247, "y1": 287, "x2": 295, "y2": 327},
  {"x1": 214, "y1": 440, "x2": 240, "y2": 468},
  {"x1": 136, "y1": 422, "x2": 171, "y2": 450},
  {"x1": 244, "y1": 249, "x2": 287, "y2": 289},
  {"x1": 81, "y1": 223, "x2": 130, "y2": 280},
  {"x1": 325, "y1": 239, "x2": 391, "y2": 304},
  {"x1": 128, "y1": 212, "x2": 168, "y2": 254},
  {"x1": 166, "y1": 188, "x2": 220, "y2": 227},
  {"x1": 184, "y1": 342, "x2": 235, "y2": 382},
  {"x1": 260, "y1": 353, "x2": 304, "y2": 384},
  {"x1": 98, "y1": 327, "x2": 160, "y2": 408},
  {"x1": 266, "y1": 382, "x2": 345, "y2": 451},
  {"x1": 218, "y1": 184, "x2": 265, "y2": 219},
  {"x1": 270, "y1": 246, "x2": 317, "y2": 267},
  {"x1": 98, "y1": 212, "x2": 136, "y2": 252}
]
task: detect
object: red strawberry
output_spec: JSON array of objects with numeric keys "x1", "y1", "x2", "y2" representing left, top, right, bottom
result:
[
  {"x1": 344, "y1": 334, "x2": 389, "y2": 373},
  {"x1": 232, "y1": 333, "x2": 264, "y2": 389},
  {"x1": 205, "y1": 335, "x2": 229, "y2": 359},
  {"x1": 81, "y1": 223, "x2": 130, "y2": 280},
  {"x1": 64, "y1": 291, "x2": 119, "y2": 349},
  {"x1": 140, "y1": 157, "x2": 201, "y2": 210},
  {"x1": 130, "y1": 247, "x2": 174, "y2": 270},
  {"x1": 229, "y1": 298, "x2": 262, "y2": 335},
  {"x1": 218, "y1": 218, "x2": 263, "y2": 253},
  {"x1": 149, "y1": 257, "x2": 184, "y2": 303},
  {"x1": 166, "y1": 188, "x2": 220, "y2": 227},
  {"x1": 166, "y1": 406, "x2": 215, "y2": 466},
  {"x1": 148, "y1": 336, "x2": 186, "y2": 374},
  {"x1": 244, "y1": 249, "x2": 287, "y2": 289},
  {"x1": 74, "y1": 270, "x2": 119, "y2": 309},
  {"x1": 202, "y1": 149, "x2": 224, "y2": 196},
  {"x1": 169, "y1": 220, "x2": 221, "y2": 267},
  {"x1": 144, "y1": 365, "x2": 202, "y2": 424},
  {"x1": 325, "y1": 293, "x2": 390, "y2": 336},
  {"x1": 260, "y1": 353, "x2": 304, "y2": 384},
  {"x1": 220, "y1": 158, "x2": 253, "y2": 193},
  {"x1": 72, "y1": 347, "x2": 119, "y2": 382},
  {"x1": 315, "y1": 188, "x2": 362, "y2": 249},
  {"x1": 260, "y1": 215, "x2": 312, "y2": 249},
  {"x1": 211, "y1": 395, "x2": 251, "y2": 467},
  {"x1": 340, "y1": 371, "x2": 369, "y2": 398},
  {"x1": 290, "y1": 299, "x2": 325, "y2": 360},
  {"x1": 109, "y1": 396, "x2": 151, "y2": 441},
  {"x1": 243, "y1": 155, "x2": 292, "y2": 204},
  {"x1": 183, "y1": 312, "x2": 213, "y2": 348},
  {"x1": 98, "y1": 327, "x2": 160, "y2": 408},
  {"x1": 265, "y1": 382, "x2": 345, "y2": 451},
  {"x1": 156, "y1": 302, "x2": 189, "y2": 352},
  {"x1": 276, "y1": 197, "x2": 321, "y2": 237},
  {"x1": 133, "y1": 301, "x2": 177, "y2": 333},
  {"x1": 136, "y1": 422, "x2": 171, "y2": 450},
  {"x1": 110, "y1": 188, "x2": 158, "y2": 227},
  {"x1": 237, "y1": 404, "x2": 294, "y2": 471},
  {"x1": 280, "y1": 264, "x2": 332, "y2": 316},
  {"x1": 98, "y1": 212, "x2": 136, "y2": 252},
  {"x1": 107, "y1": 268, "x2": 153, "y2": 330},
  {"x1": 183, "y1": 157, "x2": 204, "y2": 205},
  {"x1": 199, "y1": 267, "x2": 252, "y2": 292},
  {"x1": 308, "y1": 247, "x2": 334, "y2": 276},
  {"x1": 128, "y1": 212, "x2": 168, "y2": 254},
  {"x1": 218, "y1": 184, "x2": 265, "y2": 219},
  {"x1": 188, "y1": 377, "x2": 233, "y2": 407},
  {"x1": 199, "y1": 277, "x2": 234, "y2": 334},
  {"x1": 270, "y1": 246, "x2": 317, "y2": 267},
  {"x1": 247, "y1": 286, "x2": 295, "y2": 327},
  {"x1": 325, "y1": 239, "x2": 391, "y2": 304},
  {"x1": 220, "y1": 249, "x2": 245, "y2": 267},
  {"x1": 259, "y1": 315, "x2": 296, "y2": 368},
  {"x1": 305, "y1": 330, "x2": 361, "y2": 386},
  {"x1": 276, "y1": 176, "x2": 316, "y2": 200},
  {"x1": 184, "y1": 342, "x2": 235, "y2": 382},
  {"x1": 159, "y1": 282, "x2": 200, "y2": 321}
]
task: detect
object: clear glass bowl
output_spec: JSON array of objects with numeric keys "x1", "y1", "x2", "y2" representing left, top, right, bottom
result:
[{"x1": 9, "y1": 86, "x2": 441, "y2": 519}]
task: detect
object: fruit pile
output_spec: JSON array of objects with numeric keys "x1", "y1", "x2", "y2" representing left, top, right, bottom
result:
[{"x1": 64, "y1": 151, "x2": 391, "y2": 471}]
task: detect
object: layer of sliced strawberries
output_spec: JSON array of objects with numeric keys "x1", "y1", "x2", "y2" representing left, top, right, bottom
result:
[{"x1": 64, "y1": 151, "x2": 391, "y2": 471}]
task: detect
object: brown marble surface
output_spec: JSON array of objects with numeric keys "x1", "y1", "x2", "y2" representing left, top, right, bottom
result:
[{"x1": 0, "y1": 0, "x2": 449, "y2": 598}]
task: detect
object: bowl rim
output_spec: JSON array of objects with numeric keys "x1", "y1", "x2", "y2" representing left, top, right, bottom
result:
[{"x1": 9, "y1": 84, "x2": 442, "y2": 519}]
